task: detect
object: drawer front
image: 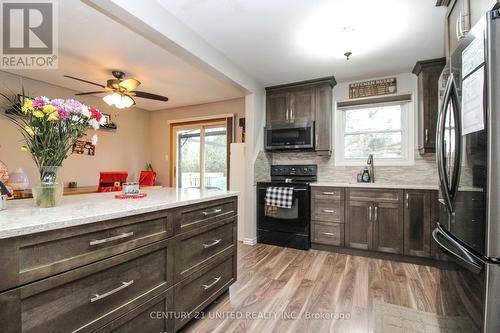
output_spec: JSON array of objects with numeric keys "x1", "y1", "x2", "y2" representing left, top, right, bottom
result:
[
  {"x1": 311, "y1": 200, "x2": 344, "y2": 223},
  {"x1": 312, "y1": 222, "x2": 344, "y2": 246},
  {"x1": 311, "y1": 187, "x2": 344, "y2": 201},
  {"x1": 176, "y1": 197, "x2": 237, "y2": 234},
  {"x1": 12, "y1": 210, "x2": 172, "y2": 289},
  {"x1": 0, "y1": 241, "x2": 173, "y2": 333},
  {"x1": 347, "y1": 188, "x2": 403, "y2": 203},
  {"x1": 94, "y1": 289, "x2": 174, "y2": 333},
  {"x1": 174, "y1": 254, "x2": 235, "y2": 331},
  {"x1": 176, "y1": 218, "x2": 236, "y2": 281}
]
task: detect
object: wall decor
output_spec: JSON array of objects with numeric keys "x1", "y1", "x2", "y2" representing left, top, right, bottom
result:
[
  {"x1": 73, "y1": 140, "x2": 96, "y2": 156},
  {"x1": 349, "y1": 77, "x2": 397, "y2": 99},
  {"x1": 100, "y1": 113, "x2": 117, "y2": 130}
]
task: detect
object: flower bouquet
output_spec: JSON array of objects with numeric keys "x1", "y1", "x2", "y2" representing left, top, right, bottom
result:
[{"x1": 1, "y1": 93, "x2": 105, "y2": 207}]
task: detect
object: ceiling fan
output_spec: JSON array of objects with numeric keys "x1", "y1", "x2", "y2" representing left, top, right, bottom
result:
[{"x1": 64, "y1": 70, "x2": 168, "y2": 109}]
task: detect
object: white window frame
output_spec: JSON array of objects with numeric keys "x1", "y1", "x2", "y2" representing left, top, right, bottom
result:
[{"x1": 334, "y1": 101, "x2": 414, "y2": 166}]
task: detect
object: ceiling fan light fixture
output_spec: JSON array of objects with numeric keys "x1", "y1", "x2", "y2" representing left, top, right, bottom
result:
[
  {"x1": 103, "y1": 92, "x2": 121, "y2": 106},
  {"x1": 116, "y1": 95, "x2": 134, "y2": 109}
]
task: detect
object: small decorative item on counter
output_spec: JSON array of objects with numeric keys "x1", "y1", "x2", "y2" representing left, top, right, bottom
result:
[
  {"x1": 1, "y1": 93, "x2": 106, "y2": 207},
  {"x1": 68, "y1": 181, "x2": 78, "y2": 188},
  {"x1": 357, "y1": 173, "x2": 363, "y2": 182},
  {"x1": 115, "y1": 192, "x2": 147, "y2": 199},
  {"x1": 0, "y1": 181, "x2": 9, "y2": 210},
  {"x1": 7, "y1": 168, "x2": 29, "y2": 190},
  {"x1": 122, "y1": 182, "x2": 140, "y2": 195},
  {"x1": 362, "y1": 167, "x2": 371, "y2": 183},
  {"x1": 0, "y1": 159, "x2": 8, "y2": 183}
]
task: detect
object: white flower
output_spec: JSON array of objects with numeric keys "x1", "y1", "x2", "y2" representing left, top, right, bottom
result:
[
  {"x1": 98, "y1": 115, "x2": 107, "y2": 126},
  {"x1": 81, "y1": 105, "x2": 91, "y2": 118},
  {"x1": 89, "y1": 118, "x2": 99, "y2": 130},
  {"x1": 71, "y1": 115, "x2": 80, "y2": 122},
  {"x1": 91, "y1": 134, "x2": 98, "y2": 145}
]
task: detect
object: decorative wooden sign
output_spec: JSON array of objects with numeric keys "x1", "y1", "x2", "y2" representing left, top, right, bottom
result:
[
  {"x1": 73, "y1": 140, "x2": 95, "y2": 156},
  {"x1": 349, "y1": 77, "x2": 397, "y2": 99}
]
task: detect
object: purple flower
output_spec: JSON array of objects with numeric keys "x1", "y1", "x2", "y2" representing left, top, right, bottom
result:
[
  {"x1": 33, "y1": 97, "x2": 47, "y2": 109},
  {"x1": 50, "y1": 98, "x2": 65, "y2": 107},
  {"x1": 57, "y1": 107, "x2": 69, "y2": 120},
  {"x1": 64, "y1": 99, "x2": 82, "y2": 113}
]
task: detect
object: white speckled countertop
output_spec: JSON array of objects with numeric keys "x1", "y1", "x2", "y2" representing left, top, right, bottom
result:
[
  {"x1": 0, "y1": 187, "x2": 238, "y2": 239},
  {"x1": 310, "y1": 182, "x2": 439, "y2": 190}
]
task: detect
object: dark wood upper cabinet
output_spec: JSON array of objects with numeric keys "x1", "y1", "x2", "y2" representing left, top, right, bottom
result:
[
  {"x1": 265, "y1": 76, "x2": 336, "y2": 155},
  {"x1": 413, "y1": 58, "x2": 446, "y2": 155},
  {"x1": 404, "y1": 190, "x2": 432, "y2": 257},
  {"x1": 345, "y1": 201, "x2": 372, "y2": 250}
]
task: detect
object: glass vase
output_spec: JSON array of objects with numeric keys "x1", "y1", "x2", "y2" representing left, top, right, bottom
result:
[{"x1": 32, "y1": 166, "x2": 63, "y2": 208}]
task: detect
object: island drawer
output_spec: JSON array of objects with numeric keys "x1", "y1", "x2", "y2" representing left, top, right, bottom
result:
[
  {"x1": 347, "y1": 188, "x2": 403, "y2": 203},
  {"x1": 92, "y1": 289, "x2": 174, "y2": 333},
  {"x1": 311, "y1": 187, "x2": 345, "y2": 201},
  {"x1": 312, "y1": 222, "x2": 344, "y2": 246},
  {"x1": 174, "y1": 217, "x2": 236, "y2": 282},
  {"x1": 311, "y1": 200, "x2": 344, "y2": 223},
  {"x1": 175, "y1": 197, "x2": 237, "y2": 234},
  {"x1": 0, "y1": 240, "x2": 173, "y2": 333},
  {"x1": 174, "y1": 253, "x2": 236, "y2": 331},
  {"x1": 0, "y1": 210, "x2": 173, "y2": 291}
]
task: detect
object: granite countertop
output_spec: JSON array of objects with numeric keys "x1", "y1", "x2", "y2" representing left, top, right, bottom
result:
[
  {"x1": 310, "y1": 182, "x2": 439, "y2": 190},
  {"x1": 0, "y1": 187, "x2": 239, "y2": 239}
]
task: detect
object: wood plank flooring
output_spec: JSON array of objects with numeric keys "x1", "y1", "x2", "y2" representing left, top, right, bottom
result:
[{"x1": 181, "y1": 243, "x2": 474, "y2": 333}]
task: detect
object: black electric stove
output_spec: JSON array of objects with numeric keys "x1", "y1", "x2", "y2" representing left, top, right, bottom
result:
[{"x1": 256, "y1": 165, "x2": 317, "y2": 250}]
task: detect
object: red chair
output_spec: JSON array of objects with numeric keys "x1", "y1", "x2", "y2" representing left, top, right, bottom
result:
[
  {"x1": 97, "y1": 171, "x2": 128, "y2": 192},
  {"x1": 139, "y1": 171, "x2": 157, "y2": 186}
]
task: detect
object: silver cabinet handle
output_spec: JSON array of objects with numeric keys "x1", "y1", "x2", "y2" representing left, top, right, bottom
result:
[
  {"x1": 90, "y1": 232, "x2": 134, "y2": 246},
  {"x1": 425, "y1": 129, "x2": 429, "y2": 144},
  {"x1": 320, "y1": 232, "x2": 336, "y2": 236},
  {"x1": 406, "y1": 193, "x2": 409, "y2": 207},
  {"x1": 202, "y1": 276, "x2": 221, "y2": 290},
  {"x1": 91, "y1": 280, "x2": 134, "y2": 303},
  {"x1": 374, "y1": 206, "x2": 378, "y2": 221},
  {"x1": 369, "y1": 206, "x2": 372, "y2": 221},
  {"x1": 203, "y1": 239, "x2": 222, "y2": 248},
  {"x1": 456, "y1": 15, "x2": 461, "y2": 41},
  {"x1": 322, "y1": 192, "x2": 335, "y2": 195},
  {"x1": 323, "y1": 209, "x2": 335, "y2": 213},
  {"x1": 202, "y1": 208, "x2": 222, "y2": 217},
  {"x1": 286, "y1": 108, "x2": 289, "y2": 121},
  {"x1": 290, "y1": 107, "x2": 294, "y2": 121}
]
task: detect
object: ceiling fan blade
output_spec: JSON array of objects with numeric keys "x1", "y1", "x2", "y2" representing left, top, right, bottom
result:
[
  {"x1": 74, "y1": 91, "x2": 107, "y2": 96},
  {"x1": 132, "y1": 91, "x2": 169, "y2": 101},
  {"x1": 119, "y1": 78, "x2": 141, "y2": 91},
  {"x1": 64, "y1": 75, "x2": 106, "y2": 88}
]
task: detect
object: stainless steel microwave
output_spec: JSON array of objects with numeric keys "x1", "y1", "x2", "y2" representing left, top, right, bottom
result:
[{"x1": 264, "y1": 122, "x2": 314, "y2": 151}]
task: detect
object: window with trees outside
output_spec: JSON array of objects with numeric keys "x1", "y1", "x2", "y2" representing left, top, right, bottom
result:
[{"x1": 335, "y1": 102, "x2": 413, "y2": 165}]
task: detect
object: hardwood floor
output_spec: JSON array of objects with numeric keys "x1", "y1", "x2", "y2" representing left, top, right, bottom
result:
[{"x1": 181, "y1": 242, "x2": 476, "y2": 333}]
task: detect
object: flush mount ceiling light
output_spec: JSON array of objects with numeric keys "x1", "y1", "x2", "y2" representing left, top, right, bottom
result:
[{"x1": 296, "y1": 0, "x2": 409, "y2": 59}]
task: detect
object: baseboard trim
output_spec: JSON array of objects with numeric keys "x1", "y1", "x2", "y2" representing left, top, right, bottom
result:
[{"x1": 242, "y1": 237, "x2": 257, "y2": 245}]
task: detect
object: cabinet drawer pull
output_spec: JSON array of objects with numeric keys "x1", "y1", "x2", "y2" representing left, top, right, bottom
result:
[
  {"x1": 322, "y1": 209, "x2": 335, "y2": 213},
  {"x1": 374, "y1": 206, "x2": 378, "y2": 221},
  {"x1": 320, "y1": 232, "x2": 336, "y2": 236},
  {"x1": 406, "y1": 193, "x2": 409, "y2": 207},
  {"x1": 202, "y1": 208, "x2": 222, "y2": 217},
  {"x1": 90, "y1": 232, "x2": 134, "y2": 246},
  {"x1": 203, "y1": 239, "x2": 222, "y2": 248},
  {"x1": 202, "y1": 276, "x2": 221, "y2": 290},
  {"x1": 322, "y1": 192, "x2": 335, "y2": 195},
  {"x1": 369, "y1": 206, "x2": 372, "y2": 221},
  {"x1": 90, "y1": 280, "x2": 134, "y2": 303}
]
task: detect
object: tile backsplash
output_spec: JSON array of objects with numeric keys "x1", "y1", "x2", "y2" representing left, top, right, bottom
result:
[{"x1": 254, "y1": 150, "x2": 438, "y2": 186}]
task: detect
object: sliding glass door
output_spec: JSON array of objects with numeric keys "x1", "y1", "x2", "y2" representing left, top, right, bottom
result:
[{"x1": 172, "y1": 120, "x2": 229, "y2": 190}]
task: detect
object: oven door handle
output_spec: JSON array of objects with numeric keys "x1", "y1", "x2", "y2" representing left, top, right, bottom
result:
[{"x1": 293, "y1": 189, "x2": 307, "y2": 192}]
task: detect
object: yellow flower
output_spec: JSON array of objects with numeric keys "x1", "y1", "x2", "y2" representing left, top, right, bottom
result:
[
  {"x1": 33, "y1": 110, "x2": 44, "y2": 118},
  {"x1": 21, "y1": 99, "x2": 34, "y2": 114},
  {"x1": 24, "y1": 126, "x2": 35, "y2": 136},
  {"x1": 47, "y1": 111, "x2": 58, "y2": 121},
  {"x1": 20, "y1": 146, "x2": 28, "y2": 152},
  {"x1": 42, "y1": 104, "x2": 56, "y2": 114}
]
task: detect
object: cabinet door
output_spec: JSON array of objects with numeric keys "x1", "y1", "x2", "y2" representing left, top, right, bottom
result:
[
  {"x1": 345, "y1": 201, "x2": 372, "y2": 250},
  {"x1": 446, "y1": 0, "x2": 468, "y2": 57},
  {"x1": 373, "y1": 202, "x2": 404, "y2": 254},
  {"x1": 289, "y1": 87, "x2": 315, "y2": 122},
  {"x1": 266, "y1": 91, "x2": 289, "y2": 123},
  {"x1": 314, "y1": 84, "x2": 332, "y2": 154},
  {"x1": 404, "y1": 190, "x2": 431, "y2": 257}
]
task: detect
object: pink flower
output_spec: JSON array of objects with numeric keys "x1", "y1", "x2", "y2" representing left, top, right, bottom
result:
[
  {"x1": 64, "y1": 99, "x2": 82, "y2": 113},
  {"x1": 57, "y1": 107, "x2": 69, "y2": 120},
  {"x1": 89, "y1": 107, "x2": 102, "y2": 121},
  {"x1": 33, "y1": 97, "x2": 47, "y2": 109},
  {"x1": 50, "y1": 99, "x2": 65, "y2": 107}
]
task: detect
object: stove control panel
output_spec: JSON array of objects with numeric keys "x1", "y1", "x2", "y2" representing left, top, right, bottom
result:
[{"x1": 271, "y1": 165, "x2": 317, "y2": 177}]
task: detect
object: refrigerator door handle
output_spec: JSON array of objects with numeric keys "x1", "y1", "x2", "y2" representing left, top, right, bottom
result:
[
  {"x1": 432, "y1": 224, "x2": 484, "y2": 274},
  {"x1": 437, "y1": 75, "x2": 453, "y2": 213}
]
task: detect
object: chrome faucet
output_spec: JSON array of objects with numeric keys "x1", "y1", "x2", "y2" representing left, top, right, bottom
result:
[{"x1": 367, "y1": 154, "x2": 375, "y2": 183}]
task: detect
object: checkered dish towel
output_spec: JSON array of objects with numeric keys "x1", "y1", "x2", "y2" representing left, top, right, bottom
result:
[{"x1": 265, "y1": 187, "x2": 294, "y2": 209}]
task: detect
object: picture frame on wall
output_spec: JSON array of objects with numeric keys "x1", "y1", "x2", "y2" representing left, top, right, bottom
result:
[{"x1": 100, "y1": 113, "x2": 117, "y2": 130}]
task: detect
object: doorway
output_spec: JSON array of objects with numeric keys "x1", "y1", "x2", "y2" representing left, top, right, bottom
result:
[{"x1": 170, "y1": 118, "x2": 232, "y2": 190}]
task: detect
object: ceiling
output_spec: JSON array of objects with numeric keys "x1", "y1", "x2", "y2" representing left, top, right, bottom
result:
[
  {"x1": 159, "y1": 0, "x2": 447, "y2": 86},
  {"x1": 4, "y1": 0, "x2": 246, "y2": 111}
]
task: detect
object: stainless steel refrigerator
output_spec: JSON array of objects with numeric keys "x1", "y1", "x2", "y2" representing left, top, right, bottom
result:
[{"x1": 433, "y1": 6, "x2": 500, "y2": 333}]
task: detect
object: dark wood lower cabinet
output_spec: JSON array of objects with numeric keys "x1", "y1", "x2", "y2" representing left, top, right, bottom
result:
[
  {"x1": 373, "y1": 202, "x2": 404, "y2": 254},
  {"x1": 345, "y1": 201, "x2": 372, "y2": 250},
  {"x1": 404, "y1": 190, "x2": 432, "y2": 257}
]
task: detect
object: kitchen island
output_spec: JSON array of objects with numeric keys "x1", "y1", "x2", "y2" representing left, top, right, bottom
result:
[{"x1": 0, "y1": 188, "x2": 238, "y2": 333}]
